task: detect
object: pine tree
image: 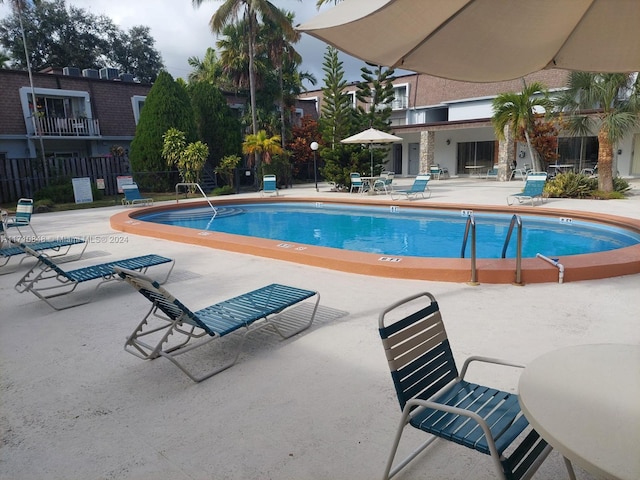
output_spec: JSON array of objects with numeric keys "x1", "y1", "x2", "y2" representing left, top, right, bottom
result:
[
  {"x1": 129, "y1": 71, "x2": 196, "y2": 190},
  {"x1": 188, "y1": 81, "x2": 242, "y2": 169}
]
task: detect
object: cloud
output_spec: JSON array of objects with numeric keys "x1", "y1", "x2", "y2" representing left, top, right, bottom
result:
[{"x1": 0, "y1": 0, "x2": 368, "y2": 86}]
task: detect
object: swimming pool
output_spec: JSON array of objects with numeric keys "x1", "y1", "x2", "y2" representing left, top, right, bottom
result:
[
  {"x1": 134, "y1": 202, "x2": 640, "y2": 260},
  {"x1": 111, "y1": 198, "x2": 640, "y2": 284}
]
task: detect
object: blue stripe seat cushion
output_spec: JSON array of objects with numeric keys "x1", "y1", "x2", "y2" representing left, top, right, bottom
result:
[{"x1": 51, "y1": 254, "x2": 172, "y2": 282}]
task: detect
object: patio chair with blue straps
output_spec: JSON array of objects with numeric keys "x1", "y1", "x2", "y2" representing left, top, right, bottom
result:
[
  {"x1": 507, "y1": 172, "x2": 548, "y2": 206},
  {"x1": 373, "y1": 172, "x2": 395, "y2": 194},
  {"x1": 1, "y1": 198, "x2": 37, "y2": 238},
  {"x1": 114, "y1": 267, "x2": 320, "y2": 382},
  {"x1": 261, "y1": 174, "x2": 279, "y2": 196},
  {"x1": 429, "y1": 164, "x2": 449, "y2": 180},
  {"x1": 378, "y1": 292, "x2": 562, "y2": 480},
  {"x1": 12, "y1": 240, "x2": 174, "y2": 310},
  {"x1": 121, "y1": 183, "x2": 153, "y2": 207},
  {"x1": 390, "y1": 174, "x2": 431, "y2": 200},
  {"x1": 0, "y1": 236, "x2": 87, "y2": 275}
]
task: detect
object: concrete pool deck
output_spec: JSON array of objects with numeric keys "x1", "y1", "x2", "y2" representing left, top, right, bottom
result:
[{"x1": 1, "y1": 177, "x2": 639, "y2": 479}]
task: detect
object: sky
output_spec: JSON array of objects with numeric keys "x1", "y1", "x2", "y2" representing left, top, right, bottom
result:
[{"x1": 0, "y1": 0, "x2": 368, "y2": 89}]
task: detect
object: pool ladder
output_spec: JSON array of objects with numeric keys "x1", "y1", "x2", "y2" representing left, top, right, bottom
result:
[
  {"x1": 460, "y1": 213, "x2": 478, "y2": 285},
  {"x1": 461, "y1": 213, "x2": 523, "y2": 285},
  {"x1": 175, "y1": 183, "x2": 217, "y2": 228},
  {"x1": 502, "y1": 214, "x2": 523, "y2": 285}
]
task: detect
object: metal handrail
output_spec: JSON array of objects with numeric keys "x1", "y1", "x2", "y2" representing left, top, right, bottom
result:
[
  {"x1": 501, "y1": 214, "x2": 523, "y2": 285},
  {"x1": 175, "y1": 183, "x2": 217, "y2": 225},
  {"x1": 460, "y1": 213, "x2": 478, "y2": 284}
]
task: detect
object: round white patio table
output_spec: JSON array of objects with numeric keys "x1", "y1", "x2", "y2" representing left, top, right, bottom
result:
[{"x1": 518, "y1": 344, "x2": 640, "y2": 480}]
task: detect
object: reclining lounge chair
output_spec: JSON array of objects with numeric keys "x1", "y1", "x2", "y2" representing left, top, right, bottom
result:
[
  {"x1": 121, "y1": 183, "x2": 153, "y2": 207},
  {"x1": 507, "y1": 172, "x2": 548, "y2": 206},
  {"x1": 390, "y1": 175, "x2": 432, "y2": 200},
  {"x1": 378, "y1": 292, "x2": 561, "y2": 480},
  {"x1": 13, "y1": 241, "x2": 174, "y2": 310},
  {"x1": 0, "y1": 237, "x2": 86, "y2": 275},
  {"x1": 115, "y1": 267, "x2": 320, "y2": 383}
]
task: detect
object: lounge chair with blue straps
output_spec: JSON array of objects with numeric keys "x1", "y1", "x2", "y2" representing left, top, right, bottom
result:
[
  {"x1": 115, "y1": 266, "x2": 320, "y2": 383},
  {"x1": 507, "y1": 172, "x2": 548, "y2": 206},
  {"x1": 13, "y1": 240, "x2": 174, "y2": 310},
  {"x1": 390, "y1": 174, "x2": 431, "y2": 200},
  {"x1": 0, "y1": 237, "x2": 87, "y2": 275},
  {"x1": 378, "y1": 292, "x2": 561, "y2": 480},
  {"x1": 261, "y1": 174, "x2": 279, "y2": 197},
  {"x1": 121, "y1": 183, "x2": 153, "y2": 207}
]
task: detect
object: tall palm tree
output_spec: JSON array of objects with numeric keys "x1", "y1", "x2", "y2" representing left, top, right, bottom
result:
[
  {"x1": 192, "y1": 0, "x2": 298, "y2": 138},
  {"x1": 491, "y1": 81, "x2": 554, "y2": 172},
  {"x1": 554, "y1": 72, "x2": 640, "y2": 193},
  {"x1": 261, "y1": 10, "x2": 301, "y2": 147}
]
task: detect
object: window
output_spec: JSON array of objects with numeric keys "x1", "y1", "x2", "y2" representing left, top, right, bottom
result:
[
  {"x1": 131, "y1": 95, "x2": 146, "y2": 124},
  {"x1": 557, "y1": 136, "x2": 598, "y2": 169},
  {"x1": 346, "y1": 91, "x2": 356, "y2": 109},
  {"x1": 457, "y1": 141, "x2": 496, "y2": 173},
  {"x1": 392, "y1": 84, "x2": 409, "y2": 110}
]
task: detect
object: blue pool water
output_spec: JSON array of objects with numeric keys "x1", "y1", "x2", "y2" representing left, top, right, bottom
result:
[{"x1": 135, "y1": 203, "x2": 640, "y2": 259}]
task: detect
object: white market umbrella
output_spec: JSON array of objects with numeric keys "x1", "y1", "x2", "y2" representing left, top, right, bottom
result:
[
  {"x1": 341, "y1": 127, "x2": 402, "y2": 177},
  {"x1": 298, "y1": 0, "x2": 640, "y2": 82}
]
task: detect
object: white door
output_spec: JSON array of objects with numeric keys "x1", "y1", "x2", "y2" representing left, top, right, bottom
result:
[{"x1": 408, "y1": 143, "x2": 419, "y2": 175}]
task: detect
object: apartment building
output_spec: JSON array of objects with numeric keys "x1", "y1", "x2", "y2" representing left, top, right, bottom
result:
[{"x1": 298, "y1": 69, "x2": 640, "y2": 178}]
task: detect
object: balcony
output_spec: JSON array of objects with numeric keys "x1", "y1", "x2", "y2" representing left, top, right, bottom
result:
[{"x1": 32, "y1": 116, "x2": 100, "y2": 137}]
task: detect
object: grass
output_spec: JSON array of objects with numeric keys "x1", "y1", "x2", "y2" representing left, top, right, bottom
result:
[{"x1": 1, "y1": 192, "x2": 186, "y2": 214}]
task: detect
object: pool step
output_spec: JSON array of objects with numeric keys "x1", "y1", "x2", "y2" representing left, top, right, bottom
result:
[{"x1": 149, "y1": 207, "x2": 244, "y2": 222}]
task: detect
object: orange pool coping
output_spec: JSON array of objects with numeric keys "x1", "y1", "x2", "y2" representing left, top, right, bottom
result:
[{"x1": 110, "y1": 197, "x2": 640, "y2": 284}]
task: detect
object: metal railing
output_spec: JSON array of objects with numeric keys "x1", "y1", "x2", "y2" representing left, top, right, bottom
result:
[
  {"x1": 32, "y1": 116, "x2": 100, "y2": 137},
  {"x1": 460, "y1": 213, "x2": 478, "y2": 285},
  {"x1": 501, "y1": 214, "x2": 523, "y2": 285},
  {"x1": 175, "y1": 183, "x2": 217, "y2": 227}
]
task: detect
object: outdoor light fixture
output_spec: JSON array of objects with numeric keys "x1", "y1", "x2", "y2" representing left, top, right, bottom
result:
[
  {"x1": 446, "y1": 139, "x2": 451, "y2": 145},
  {"x1": 310, "y1": 141, "x2": 319, "y2": 192}
]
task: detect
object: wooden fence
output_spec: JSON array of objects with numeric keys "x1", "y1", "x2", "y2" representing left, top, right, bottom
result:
[{"x1": 0, "y1": 156, "x2": 132, "y2": 203}]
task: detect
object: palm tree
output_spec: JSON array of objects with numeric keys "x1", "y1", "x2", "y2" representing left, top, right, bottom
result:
[
  {"x1": 192, "y1": 0, "x2": 299, "y2": 138},
  {"x1": 261, "y1": 10, "x2": 301, "y2": 148},
  {"x1": 491, "y1": 81, "x2": 554, "y2": 172},
  {"x1": 554, "y1": 72, "x2": 640, "y2": 193},
  {"x1": 242, "y1": 129, "x2": 283, "y2": 168},
  {"x1": 187, "y1": 47, "x2": 223, "y2": 85}
]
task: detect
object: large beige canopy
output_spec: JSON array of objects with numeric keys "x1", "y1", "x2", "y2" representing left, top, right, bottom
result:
[{"x1": 298, "y1": 0, "x2": 640, "y2": 82}]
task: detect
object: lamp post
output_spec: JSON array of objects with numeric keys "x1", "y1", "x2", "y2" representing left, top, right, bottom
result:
[{"x1": 310, "y1": 141, "x2": 319, "y2": 192}]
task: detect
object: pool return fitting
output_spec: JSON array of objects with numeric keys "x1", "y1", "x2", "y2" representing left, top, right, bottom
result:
[{"x1": 536, "y1": 253, "x2": 565, "y2": 284}]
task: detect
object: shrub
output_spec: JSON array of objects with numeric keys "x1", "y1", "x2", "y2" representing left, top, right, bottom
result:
[
  {"x1": 545, "y1": 172, "x2": 630, "y2": 199},
  {"x1": 544, "y1": 172, "x2": 597, "y2": 198},
  {"x1": 34, "y1": 178, "x2": 103, "y2": 204}
]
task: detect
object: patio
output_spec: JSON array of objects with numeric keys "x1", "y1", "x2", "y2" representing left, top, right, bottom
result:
[{"x1": 1, "y1": 177, "x2": 638, "y2": 479}]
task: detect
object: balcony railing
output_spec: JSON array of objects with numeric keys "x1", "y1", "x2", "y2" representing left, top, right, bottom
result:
[{"x1": 32, "y1": 116, "x2": 101, "y2": 137}]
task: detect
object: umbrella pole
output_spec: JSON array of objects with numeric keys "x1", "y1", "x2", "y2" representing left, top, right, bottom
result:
[{"x1": 370, "y1": 144, "x2": 373, "y2": 177}]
